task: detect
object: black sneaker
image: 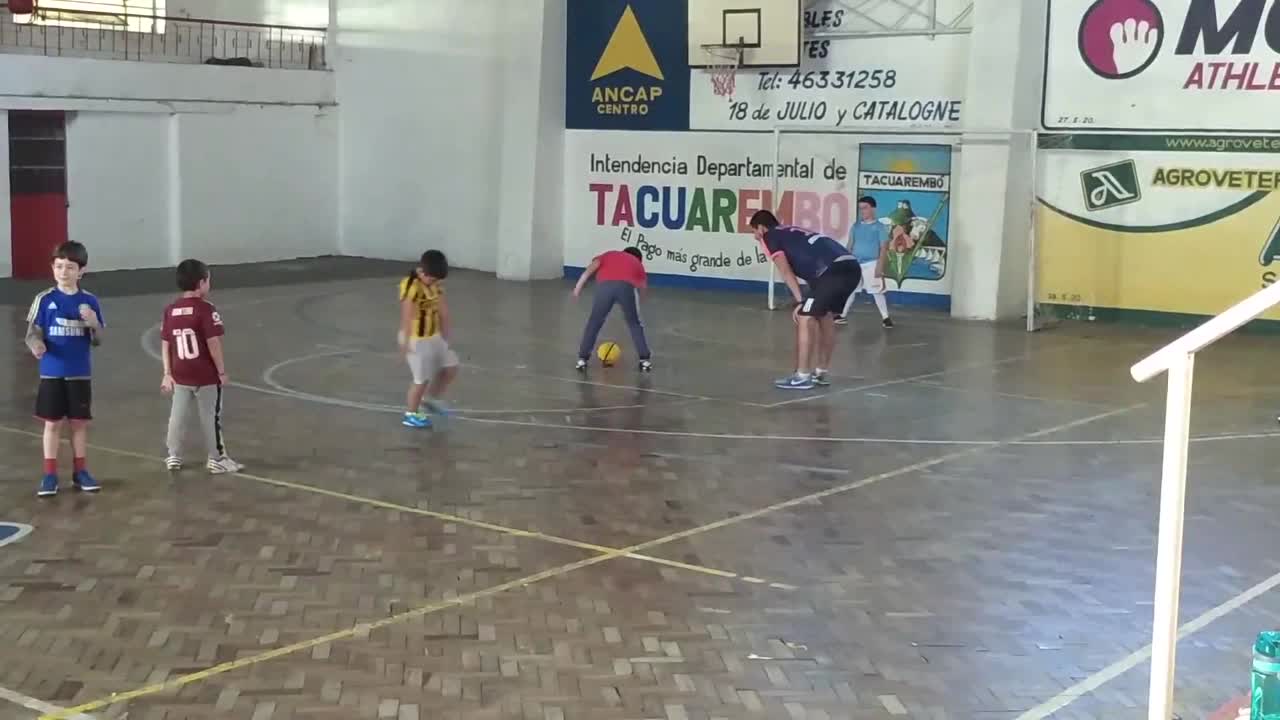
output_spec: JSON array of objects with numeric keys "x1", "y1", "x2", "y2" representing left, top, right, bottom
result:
[
  {"x1": 639, "y1": 360, "x2": 653, "y2": 373},
  {"x1": 575, "y1": 358, "x2": 588, "y2": 372},
  {"x1": 882, "y1": 317, "x2": 894, "y2": 329}
]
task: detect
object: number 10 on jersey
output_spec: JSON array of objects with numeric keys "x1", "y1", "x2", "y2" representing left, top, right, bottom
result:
[{"x1": 172, "y1": 328, "x2": 201, "y2": 360}]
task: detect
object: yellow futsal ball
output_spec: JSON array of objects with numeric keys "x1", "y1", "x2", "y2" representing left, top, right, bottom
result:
[{"x1": 597, "y1": 341, "x2": 622, "y2": 366}]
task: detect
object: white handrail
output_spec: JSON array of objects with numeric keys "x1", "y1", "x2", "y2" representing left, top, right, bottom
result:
[
  {"x1": 1131, "y1": 280, "x2": 1280, "y2": 382},
  {"x1": 1131, "y1": 278, "x2": 1280, "y2": 720}
]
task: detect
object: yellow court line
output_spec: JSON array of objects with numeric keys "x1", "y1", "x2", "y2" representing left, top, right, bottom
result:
[
  {"x1": 0, "y1": 425, "x2": 740, "y2": 581},
  {"x1": 20, "y1": 403, "x2": 1141, "y2": 718},
  {"x1": 38, "y1": 552, "x2": 621, "y2": 719}
]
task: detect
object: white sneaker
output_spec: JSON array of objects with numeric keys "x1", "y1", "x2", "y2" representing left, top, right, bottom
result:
[
  {"x1": 165, "y1": 456, "x2": 183, "y2": 471},
  {"x1": 207, "y1": 456, "x2": 244, "y2": 475}
]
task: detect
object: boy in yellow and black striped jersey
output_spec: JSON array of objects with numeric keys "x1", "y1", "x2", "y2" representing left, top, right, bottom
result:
[{"x1": 397, "y1": 250, "x2": 458, "y2": 429}]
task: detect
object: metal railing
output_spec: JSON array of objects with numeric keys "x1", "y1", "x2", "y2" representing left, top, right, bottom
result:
[
  {"x1": 0, "y1": 4, "x2": 326, "y2": 70},
  {"x1": 1130, "y1": 279, "x2": 1280, "y2": 720},
  {"x1": 808, "y1": 0, "x2": 974, "y2": 39}
]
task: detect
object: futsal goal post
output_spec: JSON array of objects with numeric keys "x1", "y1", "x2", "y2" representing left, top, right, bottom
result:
[{"x1": 764, "y1": 126, "x2": 1041, "y2": 330}]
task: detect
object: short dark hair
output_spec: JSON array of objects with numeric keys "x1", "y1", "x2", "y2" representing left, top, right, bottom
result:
[
  {"x1": 176, "y1": 259, "x2": 210, "y2": 292},
  {"x1": 52, "y1": 241, "x2": 88, "y2": 268},
  {"x1": 420, "y1": 249, "x2": 449, "y2": 280},
  {"x1": 857, "y1": 196, "x2": 877, "y2": 207},
  {"x1": 623, "y1": 246, "x2": 643, "y2": 261},
  {"x1": 748, "y1": 210, "x2": 779, "y2": 230}
]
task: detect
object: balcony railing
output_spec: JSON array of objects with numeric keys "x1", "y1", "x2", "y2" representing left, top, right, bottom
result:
[{"x1": 0, "y1": 4, "x2": 326, "y2": 70}]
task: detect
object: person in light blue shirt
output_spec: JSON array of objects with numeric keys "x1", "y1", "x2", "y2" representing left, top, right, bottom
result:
[{"x1": 839, "y1": 196, "x2": 894, "y2": 328}]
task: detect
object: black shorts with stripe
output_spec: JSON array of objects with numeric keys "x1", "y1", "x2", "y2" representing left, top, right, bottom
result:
[{"x1": 797, "y1": 260, "x2": 863, "y2": 318}]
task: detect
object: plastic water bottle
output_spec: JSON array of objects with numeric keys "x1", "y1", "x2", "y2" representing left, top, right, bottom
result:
[{"x1": 1253, "y1": 631, "x2": 1280, "y2": 719}]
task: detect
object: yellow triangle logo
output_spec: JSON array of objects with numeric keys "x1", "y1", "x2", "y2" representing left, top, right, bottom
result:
[{"x1": 591, "y1": 5, "x2": 664, "y2": 81}]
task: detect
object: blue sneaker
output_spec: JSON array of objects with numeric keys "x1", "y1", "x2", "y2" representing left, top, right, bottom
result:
[
  {"x1": 37, "y1": 474, "x2": 58, "y2": 497},
  {"x1": 73, "y1": 470, "x2": 100, "y2": 493},
  {"x1": 774, "y1": 374, "x2": 816, "y2": 390},
  {"x1": 423, "y1": 399, "x2": 450, "y2": 418},
  {"x1": 402, "y1": 412, "x2": 432, "y2": 429}
]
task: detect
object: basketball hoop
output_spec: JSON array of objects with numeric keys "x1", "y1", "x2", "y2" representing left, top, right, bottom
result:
[{"x1": 702, "y1": 44, "x2": 743, "y2": 98}]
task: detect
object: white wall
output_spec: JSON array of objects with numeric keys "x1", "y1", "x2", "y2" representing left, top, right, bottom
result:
[
  {"x1": 169, "y1": 0, "x2": 328, "y2": 26},
  {"x1": 495, "y1": 0, "x2": 566, "y2": 280},
  {"x1": 178, "y1": 107, "x2": 337, "y2": 264},
  {"x1": 0, "y1": 55, "x2": 333, "y2": 108},
  {"x1": 335, "y1": 0, "x2": 565, "y2": 277},
  {"x1": 528, "y1": 0, "x2": 567, "y2": 280},
  {"x1": 0, "y1": 11, "x2": 337, "y2": 279},
  {"x1": 335, "y1": 0, "x2": 504, "y2": 271},
  {"x1": 66, "y1": 112, "x2": 170, "y2": 270},
  {"x1": 0, "y1": 106, "x2": 338, "y2": 277}
]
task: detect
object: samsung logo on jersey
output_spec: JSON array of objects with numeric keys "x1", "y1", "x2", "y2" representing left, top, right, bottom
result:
[{"x1": 47, "y1": 317, "x2": 88, "y2": 337}]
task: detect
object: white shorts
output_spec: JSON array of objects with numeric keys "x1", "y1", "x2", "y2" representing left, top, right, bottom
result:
[
  {"x1": 406, "y1": 335, "x2": 459, "y2": 385},
  {"x1": 856, "y1": 261, "x2": 886, "y2": 295}
]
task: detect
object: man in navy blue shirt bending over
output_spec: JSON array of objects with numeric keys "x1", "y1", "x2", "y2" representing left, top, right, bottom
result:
[{"x1": 749, "y1": 210, "x2": 862, "y2": 390}]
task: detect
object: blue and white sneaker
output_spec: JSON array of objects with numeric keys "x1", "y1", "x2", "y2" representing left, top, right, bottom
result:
[
  {"x1": 774, "y1": 374, "x2": 816, "y2": 390},
  {"x1": 37, "y1": 474, "x2": 58, "y2": 497},
  {"x1": 72, "y1": 470, "x2": 100, "y2": 493},
  {"x1": 402, "y1": 412, "x2": 432, "y2": 429}
]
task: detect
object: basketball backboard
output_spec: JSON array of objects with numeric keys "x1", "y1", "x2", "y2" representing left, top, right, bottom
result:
[{"x1": 687, "y1": 0, "x2": 801, "y2": 69}]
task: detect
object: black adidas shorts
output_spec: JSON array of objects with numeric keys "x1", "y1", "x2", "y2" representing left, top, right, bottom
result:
[
  {"x1": 35, "y1": 378, "x2": 93, "y2": 422},
  {"x1": 797, "y1": 260, "x2": 863, "y2": 318}
]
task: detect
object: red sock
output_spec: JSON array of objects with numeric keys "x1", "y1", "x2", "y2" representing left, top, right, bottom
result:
[
  {"x1": 73, "y1": 457, "x2": 86, "y2": 473},
  {"x1": 43, "y1": 458, "x2": 56, "y2": 475}
]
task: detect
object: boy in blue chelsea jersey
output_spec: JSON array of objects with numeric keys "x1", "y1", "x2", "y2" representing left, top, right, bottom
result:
[{"x1": 25, "y1": 241, "x2": 105, "y2": 497}]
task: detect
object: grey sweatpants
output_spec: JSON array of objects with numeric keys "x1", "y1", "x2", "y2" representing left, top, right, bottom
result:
[
  {"x1": 577, "y1": 280, "x2": 651, "y2": 360},
  {"x1": 166, "y1": 384, "x2": 225, "y2": 459}
]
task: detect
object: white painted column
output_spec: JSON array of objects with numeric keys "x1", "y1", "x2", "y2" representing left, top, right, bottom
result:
[
  {"x1": 166, "y1": 113, "x2": 183, "y2": 265},
  {"x1": 326, "y1": 0, "x2": 338, "y2": 68},
  {"x1": 494, "y1": 0, "x2": 566, "y2": 281},
  {"x1": 950, "y1": 0, "x2": 1046, "y2": 320}
]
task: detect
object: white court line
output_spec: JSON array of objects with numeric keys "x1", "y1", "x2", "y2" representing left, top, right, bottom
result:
[
  {"x1": 136, "y1": 325, "x2": 1280, "y2": 447},
  {"x1": 761, "y1": 354, "x2": 1031, "y2": 409},
  {"x1": 138, "y1": 312, "x2": 1280, "y2": 448},
  {"x1": 1014, "y1": 568, "x2": 1280, "y2": 720},
  {"x1": 319, "y1": 344, "x2": 743, "y2": 405},
  {"x1": 910, "y1": 379, "x2": 1121, "y2": 408},
  {"x1": 0, "y1": 686, "x2": 95, "y2": 719},
  {"x1": 261, "y1": 349, "x2": 702, "y2": 414},
  {"x1": 142, "y1": 328, "x2": 702, "y2": 415},
  {"x1": 0, "y1": 522, "x2": 33, "y2": 548}
]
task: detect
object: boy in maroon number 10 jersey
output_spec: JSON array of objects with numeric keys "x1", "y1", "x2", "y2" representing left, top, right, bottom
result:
[{"x1": 160, "y1": 259, "x2": 242, "y2": 474}]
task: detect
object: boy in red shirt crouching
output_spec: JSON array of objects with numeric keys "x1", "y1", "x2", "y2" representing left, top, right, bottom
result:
[{"x1": 572, "y1": 247, "x2": 652, "y2": 372}]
